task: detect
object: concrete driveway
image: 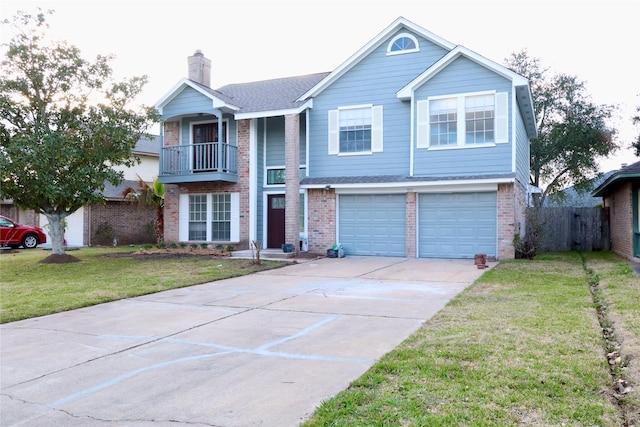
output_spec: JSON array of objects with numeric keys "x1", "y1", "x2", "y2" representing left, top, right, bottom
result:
[{"x1": 1, "y1": 256, "x2": 491, "y2": 426}]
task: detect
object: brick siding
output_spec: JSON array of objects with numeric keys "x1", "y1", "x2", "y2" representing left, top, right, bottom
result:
[
  {"x1": 604, "y1": 182, "x2": 633, "y2": 259},
  {"x1": 88, "y1": 202, "x2": 156, "y2": 245},
  {"x1": 162, "y1": 119, "x2": 252, "y2": 250},
  {"x1": 307, "y1": 188, "x2": 336, "y2": 253}
]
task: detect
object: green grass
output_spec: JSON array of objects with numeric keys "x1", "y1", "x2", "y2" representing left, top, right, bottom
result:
[
  {"x1": 0, "y1": 247, "x2": 284, "y2": 323},
  {"x1": 302, "y1": 252, "x2": 638, "y2": 426}
]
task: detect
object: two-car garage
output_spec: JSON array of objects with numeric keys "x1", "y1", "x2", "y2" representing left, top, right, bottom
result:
[{"x1": 337, "y1": 191, "x2": 497, "y2": 259}]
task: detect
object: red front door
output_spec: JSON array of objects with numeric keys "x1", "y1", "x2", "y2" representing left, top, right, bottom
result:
[{"x1": 267, "y1": 194, "x2": 286, "y2": 249}]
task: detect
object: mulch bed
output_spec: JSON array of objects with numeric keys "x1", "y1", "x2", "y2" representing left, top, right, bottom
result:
[{"x1": 39, "y1": 254, "x2": 81, "y2": 264}]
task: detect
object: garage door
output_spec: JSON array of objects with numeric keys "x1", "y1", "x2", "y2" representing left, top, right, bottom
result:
[
  {"x1": 339, "y1": 194, "x2": 406, "y2": 256},
  {"x1": 418, "y1": 192, "x2": 496, "y2": 259}
]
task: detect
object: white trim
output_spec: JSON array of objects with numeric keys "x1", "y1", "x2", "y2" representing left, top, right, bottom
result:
[
  {"x1": 302, "y1": 177, "x2": 513, "y2": 191},
  {"x1": 410, "y1": 97, "x2": 415, "y2": 176},
  {"x1": 511, "y1": 91, "x2": 517, "y2": 174},
  {"x1": 386, "y1": 32, "x2": 420, "y2": 56},
  {"x1": 249, "y1": 118, "x2": 258, "y2": 243},
  {"x1": 338, "y1": 103, "x2": 374, "y2": 111},
  {"x1": 230, "y1": 193, "x2": 240, "y2": 242},
  {"x1": 234, "y1": 100, "x2": 313, "y2": 120},
  {"x1": 298, "y1": 17, "x2": 455, "y2": 101},
  {"x1": 495, "y1": 92, "x2": 509, "y2": 143},
  {"x1": 334, "y1": 182, "x2": 499, "y2": 195},
  {"x1": 178, "y1": 194, "x2": 189, "y2": 241},
  {"x1": 305, "y1": 111, "x2": 310, "y2": 177},
  {"x1": 371, "y1": 105, "x2": 383, "y2": 153}
]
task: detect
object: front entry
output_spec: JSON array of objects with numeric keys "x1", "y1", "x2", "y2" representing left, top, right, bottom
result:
[{"x1": 267, "y1": 194, "x2": 286, "y2": 249}]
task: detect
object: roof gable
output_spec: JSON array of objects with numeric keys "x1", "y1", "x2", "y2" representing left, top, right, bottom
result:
[
  {"x1": 297, "y1": 17, "x2": 456, "y2": 101},
  {"x1": 155, "y1": 78, "x2": 241, "y2": 115},
  {"x1": 395, "y1": 45, "x2": 537, "y2": 138}
]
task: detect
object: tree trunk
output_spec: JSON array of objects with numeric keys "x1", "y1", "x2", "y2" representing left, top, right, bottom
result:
[{"x1": 43, "y1": 212, "x2": 66, "y2": 255}]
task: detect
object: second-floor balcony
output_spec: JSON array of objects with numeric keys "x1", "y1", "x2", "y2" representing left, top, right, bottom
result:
[{"x1": 159, "y1": 142, "x2": 238, "y2": 184}]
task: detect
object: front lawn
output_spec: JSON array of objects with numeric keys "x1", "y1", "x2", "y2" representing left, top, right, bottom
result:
[
  {"x1": 302, "y1": 252, "x2": 640, "y2": 426},
  {"x1": 0, "y1": 246, "x2": 284, "y2": 323}
]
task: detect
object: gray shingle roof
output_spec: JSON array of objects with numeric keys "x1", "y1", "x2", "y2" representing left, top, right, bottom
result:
[
  {"x1": 134, "y1": 135, "x2": 161, "y2": 155},
  {"x1": 592, "y1": 160, "x2": 640, "y2": 197},
  {"x1": 212, "y1": 73, "x2": 331, "y2": 114}
]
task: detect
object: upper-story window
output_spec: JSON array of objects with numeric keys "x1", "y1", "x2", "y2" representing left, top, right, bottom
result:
[
  {"x1": 417, "y1": 92, "x2": 508, "y2": 149},
  {"x1": 328, "y1": 105, "x2": 384, "y2": 155},
  {"x1": 387, "y1": 33, "x2": 419, "y2": 55}
]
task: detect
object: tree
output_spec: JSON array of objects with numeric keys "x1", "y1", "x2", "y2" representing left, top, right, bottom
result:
[
  {"x1": 0, "y1": 10, "x2": 158, "y2": 261},
  {"x1": 504, "y1": 50, "x2": 619, "y2": 204},
  {"x1": 122, "y1": 175, "x2": 165, "y2": 244}
]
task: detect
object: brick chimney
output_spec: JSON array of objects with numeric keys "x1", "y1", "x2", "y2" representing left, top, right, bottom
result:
[{"x1": 188, "y1": 50, "x2": 211, "y2": 87}]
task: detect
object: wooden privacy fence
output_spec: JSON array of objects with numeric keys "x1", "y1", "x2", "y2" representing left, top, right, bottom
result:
[{"x1": 526, "y1": 207, "x2": 610, "y2": 252}]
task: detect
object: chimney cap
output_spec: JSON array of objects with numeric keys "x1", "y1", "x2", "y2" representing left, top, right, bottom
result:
[{"x1": 193, "y1": 49, "x2": 203, "y2": 56}]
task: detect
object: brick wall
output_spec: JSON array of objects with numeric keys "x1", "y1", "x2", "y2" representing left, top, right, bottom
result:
[
  {"x1": 284, "y1": 114, "x2": 301, "y2": 247},
  {"x1": 162, "y1": 119, "x2": 251, "y2": 250},
  {"x1": 605, "y1": 182, "x2": 633, "y2": 259},
  {"x1": 307, "y1": 188, "x2": 336, "y2": 253},
  {"x1": 497, "y1": 182, "x2": 521, "y2": 260},
  {"x1": 164, "y1": 121, "x2": 180, "y2": 146},
  {"x1": 88, "y1": 202, "x2": 156, "y2": 245}
]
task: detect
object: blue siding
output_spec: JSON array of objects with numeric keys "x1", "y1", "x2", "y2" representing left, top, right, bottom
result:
[
  {"x1": 265, "y1": 115, "x2": 308, "y2": 167},
  {"x1": 413, "y1": 57, "x2": 513, "y2": 177},
  {"x1": 515, "y1": 107, "x2": 530, "y2": 186},
  {"x1": 265, "y1": 117, "x2": 285, "y2": 166},
  {"x1": 308, "y1": 30, "x2": 449, "y2": 178},
  {"x1": 162, "y1": 87, "x2": 218, "y2": 118}
]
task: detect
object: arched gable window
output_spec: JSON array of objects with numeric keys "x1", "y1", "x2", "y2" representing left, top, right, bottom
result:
[{"x1": 387, "y1": 33, "x2": 419, "y2": 55}]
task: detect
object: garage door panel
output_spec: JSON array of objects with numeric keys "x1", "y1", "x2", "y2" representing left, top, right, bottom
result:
[
  {"x1": 339, "y1": 194, "x2": 406, "y2": 257},
  {"x1": 419, "y1": 192, "x2": 496, "y2": 259}
]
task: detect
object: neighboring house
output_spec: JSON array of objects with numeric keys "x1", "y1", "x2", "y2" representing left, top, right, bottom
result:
[
  {"x1": 1, "y1": 135, "x2": 160, "y2": 247},
  {"x1": 155, "y1": 17, "x2": 537, "y2": 259},
  {"x1": 592, "y1": 161, "x2": 640, "y2": 260},
  {"x1": 546, "y1": 170, "x2": 618, "y2": 207}
]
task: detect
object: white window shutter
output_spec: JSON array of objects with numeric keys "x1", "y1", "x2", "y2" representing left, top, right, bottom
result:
[
  {"x1": 328, "y1": 110, "x2": 339, "y2": 155},
  {"x1": 371, "y1": 105, "x2": 383, "y2": 152},
  {"x1": 495, "y1": 92, "x2": 509, "y2": 143},
  {"x1": 230, "y1": 192, "x2": 240, "y2": 242},
  {"x1": 416, "y1": 100, "x2": 429, "y2": 148},
  {"x1": 179, "y1": 194, "x2": 189, "y2": 241}
]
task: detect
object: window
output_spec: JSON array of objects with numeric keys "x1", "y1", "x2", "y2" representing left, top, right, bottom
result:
[
  {"x1": 266, "y1": 167, "x2": 307, "y2": 185},
  {"x1": 328, "y1": 105, "x2": 383, "y2": 155},
  {"x1": 429, "y1": 98, "x2": 458, "y2": 147},
  {"x1": 188, "y1": 195, "x2": 207, "y2": 240},
  {"x1": 340, "y1": 107, "x2": 372, "y2": 153},
  {"x1": 180, "y1": 193, "x2": 239, "y2": 242},
  {"x1": 210, "y1": 194, "x2": 231, "y2": 241},
  {"x1": 417, "y1": 92, "x2": 508, "y2": 149},
  {"x1": 465, "y1": 94, "x2": 495, "y2": 144},
  {"x1": 387, "y1": 33, "x2": 419, "y2": 55}
]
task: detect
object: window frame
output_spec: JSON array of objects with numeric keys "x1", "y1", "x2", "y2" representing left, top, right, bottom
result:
[
  {"x1": 328, "y1": 105, "x2": 383, "y2": 156},
  {"x1": 265, "y1": 166, "x2": 307, "y2": 186},
  {"x1": 386, "y1": 33, "x2": 420, "y2": 56},
  {"x1": 180, "y1": 193, "x2": 239, "y2": 243},
  {"x1": 417, "y1": 91, "x2": 508, "y2": 150}
]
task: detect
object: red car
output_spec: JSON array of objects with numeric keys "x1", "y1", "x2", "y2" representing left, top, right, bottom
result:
[{"x1": 0, "y1": 215, "x2": 47, "y2": 249}]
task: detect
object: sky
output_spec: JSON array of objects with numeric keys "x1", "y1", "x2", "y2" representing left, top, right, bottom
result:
[{"x1": 1, "y1": 0, "x2": 638, "y2": 172}]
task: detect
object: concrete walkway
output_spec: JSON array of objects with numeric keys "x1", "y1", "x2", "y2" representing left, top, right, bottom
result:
[{"x1": 1, "y1": 256, "x2": 492, "y2": 426}]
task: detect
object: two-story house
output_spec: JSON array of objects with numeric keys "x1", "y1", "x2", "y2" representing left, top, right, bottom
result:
[{"x1": 155, "y1": 17, "x2": 537, "y2": 259}]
